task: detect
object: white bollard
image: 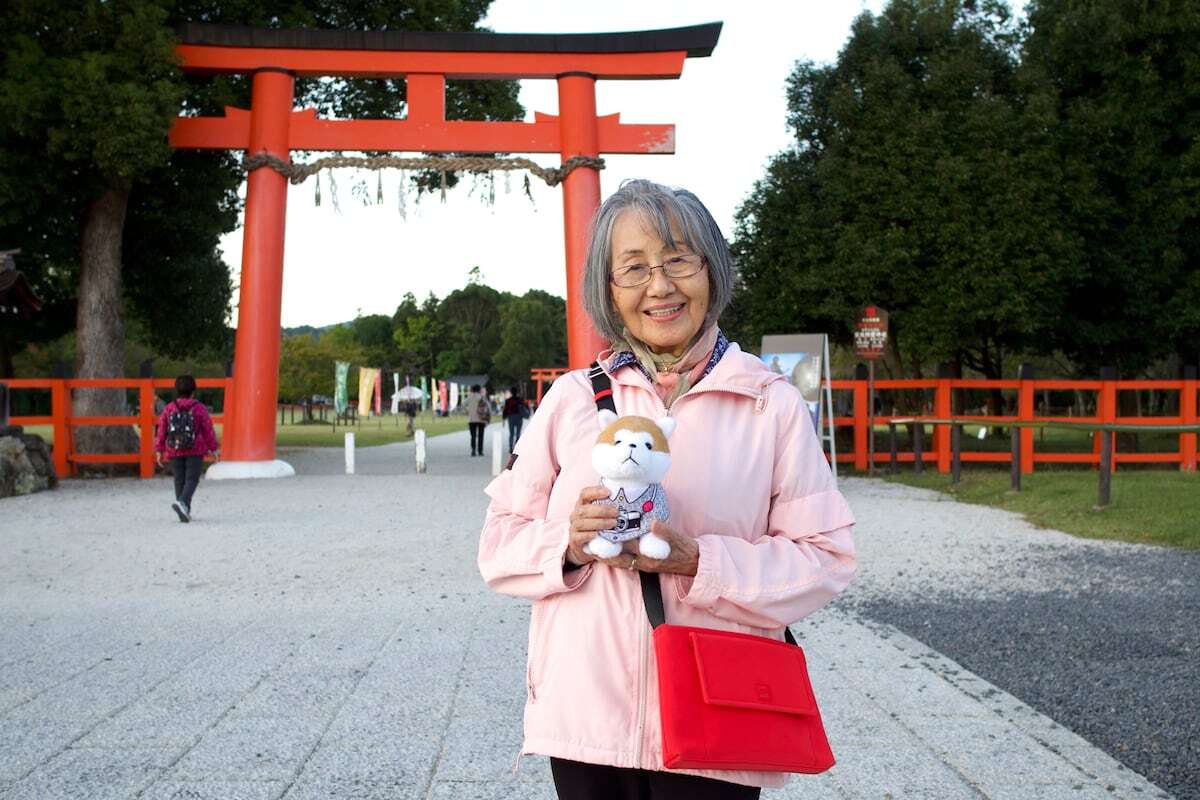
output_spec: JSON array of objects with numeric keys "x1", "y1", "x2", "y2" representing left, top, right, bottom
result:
[
  {"x1": 344, "y1": 432, "x2": 355, "y2": 474},
  {"x1": 415, "y1": 429, "x2": 427, "y2": 473},
  {"x1": 492, "y1": 428, "x2": 503, "y2": 476}
]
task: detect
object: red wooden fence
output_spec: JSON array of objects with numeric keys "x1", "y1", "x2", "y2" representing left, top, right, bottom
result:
[
  {"x1": 1, "y1": 378, "x2": 232, "y2": 479},
  {"x1": 6, "y1": 374, "x2": 1197, "y2": 479},
  {"x1": 829, "y1": 375, "x2": 1198, "y2": 473}
]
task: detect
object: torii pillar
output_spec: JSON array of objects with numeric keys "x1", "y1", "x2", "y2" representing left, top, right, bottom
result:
[{"x1": 169, "y1": 23, "x2": 721, "y2": 478}]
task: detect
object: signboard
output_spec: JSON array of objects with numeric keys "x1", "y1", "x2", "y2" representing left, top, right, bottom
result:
[
  {"x1": 761, "y1": 334, "x2": 825, "y2": 431},
  {"x1": 855, "y1": 305, "x2": 889, "y2": 360},
  {"x1": 760, "y1": 333, "x2": 838, "y2": 481}
]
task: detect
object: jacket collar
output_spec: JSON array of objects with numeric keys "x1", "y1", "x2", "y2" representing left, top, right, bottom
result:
[
  {"x1": 601, "y1": 336, "x2": 786, "y2": 399},
  {"x1": 604, "y1": 330, "x2": 730, "y2": 384}
]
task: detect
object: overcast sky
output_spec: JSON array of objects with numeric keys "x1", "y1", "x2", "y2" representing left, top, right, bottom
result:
[{"x1": 217, "y1": 0, "x2": 1024, "y2": 328}]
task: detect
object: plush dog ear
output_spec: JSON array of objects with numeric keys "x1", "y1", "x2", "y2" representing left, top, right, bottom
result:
[
  {"x1": 597, "y1": 409, "x2": 618, "y2": 431},
  {"x1": 656, "y1": 417, "x2": 676, "y2": 439}
]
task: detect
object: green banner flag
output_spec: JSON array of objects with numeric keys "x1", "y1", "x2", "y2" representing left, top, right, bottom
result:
[
  {"x1": 419, "y1": 376, "x2": 428, "y2": 412},
  {"x1": 334, "y1": 361, "x2": 349, "y2": 415}
]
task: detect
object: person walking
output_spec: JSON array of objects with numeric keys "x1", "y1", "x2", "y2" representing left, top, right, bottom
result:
[
  {"x1": 501, "y1": 385, "x2": 530, "y2": 454},
  {"x1": 405, "y1": 400, "x2": 417, "y2": 435},
  {"x1": 466, "y1": 383, "x2": 490, "y2": 457},
  {"x1": 154, "y1": 375, "x2": 220, "y2": 523},
  {"x1": 478, "y1": 180, "x2": 856, "y2": 799}
]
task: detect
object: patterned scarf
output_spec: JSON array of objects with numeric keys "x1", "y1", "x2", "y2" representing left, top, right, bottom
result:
[{"x1": 608, "y1": 325, "x2": 729, "y2": 409}]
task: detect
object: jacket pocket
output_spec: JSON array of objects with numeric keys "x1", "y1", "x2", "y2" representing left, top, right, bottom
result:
[{"x1": 526, "y1": 598, "x2": 554, "y2": 702}]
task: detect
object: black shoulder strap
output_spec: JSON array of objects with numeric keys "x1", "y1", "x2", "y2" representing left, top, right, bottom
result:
[
  {"x1": 589, "y1": 361, "x2": 798, "y2": 647},
  {"x1": 588, "y1": 361, "x2": 616, "y2": 414}
]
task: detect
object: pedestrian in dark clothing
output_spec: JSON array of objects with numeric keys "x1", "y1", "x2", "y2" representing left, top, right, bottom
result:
[
  {"x1": 154, "y1": 375, "x2": 220, "y2": 522},
  {"x1": 501, "y1": 384, "x2": 530, "y2": 454},
  {"x1": 405, "y1": 400, "x2": 417, "y2": 435},
  {"x1": 466, "y1": 383, "x2": 490, "y2": 456}
]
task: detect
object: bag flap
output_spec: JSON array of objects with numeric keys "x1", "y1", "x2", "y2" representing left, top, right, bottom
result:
[{"x1": 690, "y1": 630, "x2": 817, "y2": 716}]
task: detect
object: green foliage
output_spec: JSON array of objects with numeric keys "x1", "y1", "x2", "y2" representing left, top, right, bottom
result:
[
  {"x1": 492, "y1": 291, "x2": 568, "y2": 384},
  {"x1": 283, "y1": 282, "x2": 567, "y2": 399},
  {"x1": 733, "y1": 0, "x2": 1080, "y2": 380},
  {"x1": 277, "y1": 327, "x2": 367, "y2": 402},
  {"x1": 1023, "y1": 0, "x2": 1200, "y2": 374},
  {"x1": 732, "y1": 0, "x2": 1200, "y2": 380},
  {"x1": 436, "y1": 283, "x2": 508, "y2": 375},
  {"x1": 1, "y1": 0, "x2": 522, "y2": 376},
  {"x1": 350, "y1": 313, "x2": 397, "y2": 366}
]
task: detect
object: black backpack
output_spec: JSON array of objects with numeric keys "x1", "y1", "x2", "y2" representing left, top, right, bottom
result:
[{"x1": 166, "y1": 403, "x2": 197, "y2": 450}]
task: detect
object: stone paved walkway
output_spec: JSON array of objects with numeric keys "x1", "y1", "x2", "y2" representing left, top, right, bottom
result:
[{"x1": 0, "y1": 426, "x2": 1173, "y2": 799}]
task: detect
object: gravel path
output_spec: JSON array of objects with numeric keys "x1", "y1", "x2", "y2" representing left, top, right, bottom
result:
[
  {"x1": 0, "y1": 435, "x2": 1186, "y2": 798},
  {"x1": 838, "y1": 478, "x2": 1199, "y2": 799}
]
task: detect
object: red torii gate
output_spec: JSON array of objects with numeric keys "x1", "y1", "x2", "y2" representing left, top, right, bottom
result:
[{"x1": 169, "y1": 23, "x2": 721, "y2": 478}]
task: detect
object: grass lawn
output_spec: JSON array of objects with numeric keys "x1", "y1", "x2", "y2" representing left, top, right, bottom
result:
[
  {"x1": 884, "y1": 468, "x2": 1200, "y2": 549},
  {"x1": 274, "y1": 413, "x2": 468, "y2": 448},
  {"x1": 19, "y1": 414, "x2": 470, "y2": 450}
]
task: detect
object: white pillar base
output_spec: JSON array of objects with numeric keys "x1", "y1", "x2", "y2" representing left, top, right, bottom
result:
[{"x1": 205, "y1": 460, "x2": 295, "y2": 480}]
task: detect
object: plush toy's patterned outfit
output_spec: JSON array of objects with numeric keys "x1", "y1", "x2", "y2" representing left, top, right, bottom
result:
[{"x1": 596, "y1": 485, "x2": 670, "y2": 544}]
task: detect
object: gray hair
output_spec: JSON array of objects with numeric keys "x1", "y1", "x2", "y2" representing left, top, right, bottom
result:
[{"x1": 582, "y1": 179, "x2": 734, "y2": 344}]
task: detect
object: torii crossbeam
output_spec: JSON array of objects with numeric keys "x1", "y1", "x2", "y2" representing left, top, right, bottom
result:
[{"x1": 169, "y1": 23, "x2": 721, "y2": 478}]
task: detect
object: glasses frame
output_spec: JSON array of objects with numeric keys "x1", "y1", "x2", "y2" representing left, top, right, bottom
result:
[{"x1": 609, "y1": 253, "x2": 706, "y2": 289}]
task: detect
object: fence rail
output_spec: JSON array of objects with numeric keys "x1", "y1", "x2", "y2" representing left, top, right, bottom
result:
[
  {"x1": 828, "y1": 374, "x2": 1199, "y2": 473},
  {"x1": 0, "y1": 377, "x2": 232, "y2": 479}
]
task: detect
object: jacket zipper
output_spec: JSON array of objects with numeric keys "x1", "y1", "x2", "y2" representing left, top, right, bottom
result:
[
  {"x1": 633, "y1": 607, "x2": 649, "y2": 767},
  {"x1": 600, "y1": 366, "x2": 778, "y2": 768}
]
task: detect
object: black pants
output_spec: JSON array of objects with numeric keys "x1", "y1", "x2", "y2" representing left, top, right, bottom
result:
[
  {"x1": 469, "y1": 422, "x2": 485, "y2": 454},
  {"x1": 171, "y1": 455, "x2": 203, "y2": 507},
  {"x1": 507, "y1": 416, "x2": 523, "y2": 453},
  {"x1": 550, "y1": 758, "x2": 761, "y2": 800}
]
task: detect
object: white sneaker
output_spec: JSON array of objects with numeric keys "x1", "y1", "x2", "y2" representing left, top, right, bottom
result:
[{"x1": 172, "y1": 502, "x2": 190, "y2": 523}]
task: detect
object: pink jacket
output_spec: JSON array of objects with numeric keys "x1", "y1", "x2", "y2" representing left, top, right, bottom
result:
[
  {"x1": 154, "y1": 398, "x2": 219, "y2": 458},
  {"x1": 478, "y1": 343, "x2": 857, "y2": 789}
]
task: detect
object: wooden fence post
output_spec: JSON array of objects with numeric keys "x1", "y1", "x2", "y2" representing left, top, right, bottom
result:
[
  {"x1": 936, "y1": 363, "x2": 952, "y2": 474},
  {"x1": 138, "y1": 380, "x2": 156, "y2": 479},
  {"x1": 913, "y1": 421, "x2": 924, "y2": 475},
  {"x1": 1181, "y1": 365, "x2": 1197, "y2": 472},
  {"x1": 1010, "y1": 425, "x2": 1021, "y2": 491},
  {"x1": 1098, "y1": 429, "x2": 1113, "y2": 507},
  {"x1": 854, "y1": 364, "x2": 869, "y2": 472},
  {"x1": 1018, "y1": 363, "x2": 1035, "y2": 475},
  {"x1": 888, "y1": 422, "x2": 898, "y2": 475},
  {"x1": 952, "y1": 423, "x2": 961, "y2": 484},
  {"x1": 50, "y1": 379, "x2": 70, "y2": 478},
  {"x1": 1097, "y1": 367, "x2": 1118, "y2": 471}
]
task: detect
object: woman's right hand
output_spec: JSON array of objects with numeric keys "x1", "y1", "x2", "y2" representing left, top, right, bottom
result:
[{"x1": 566, "y1": 485, "x2": 619, "y2": 566}]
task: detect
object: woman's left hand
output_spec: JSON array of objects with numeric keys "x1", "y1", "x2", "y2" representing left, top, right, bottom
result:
[{"x1": 634, "y1": 520, "x2": 700, "y2": 577}]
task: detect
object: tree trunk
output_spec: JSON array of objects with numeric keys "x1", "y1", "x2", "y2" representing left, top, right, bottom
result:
[
  {"x1": 0, "y1": 331, "x2": 13, "y2": 379},
  {"x1": 73, "y1": 183, "x2": 139, "y2": 466}
]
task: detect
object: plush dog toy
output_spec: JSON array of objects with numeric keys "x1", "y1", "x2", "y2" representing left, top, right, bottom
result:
[{"x1": 585, "y1": 409, "x2": 674, "y2": 560}]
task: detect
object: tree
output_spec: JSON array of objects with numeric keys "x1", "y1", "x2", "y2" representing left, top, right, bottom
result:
[
  {"x1": 1023, "y1": 0, "x2": 1200, "y2": 375},
  {"x1": 350, "y1": 313, "x2": 397, "y2": 367},
  {"x1": 0, "y1": 0, "x2": 522, "y2": 457},
  {"x1": 437, "y1": 283, "x2": 509, "y2": 376},
  {"x1": 732, "y1": 0, "x2": 1082, "y2": 398},
  {"x1": 492, "y1": 291, "x2": 567, "y2": 385},
  {"x1": 1, "y1": 0, "x2": 190, "y2": 455}
]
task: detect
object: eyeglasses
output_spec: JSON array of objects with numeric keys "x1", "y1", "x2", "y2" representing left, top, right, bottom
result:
[{"x1": 610, "y1": 253, "x2": 705, "y2": 288}]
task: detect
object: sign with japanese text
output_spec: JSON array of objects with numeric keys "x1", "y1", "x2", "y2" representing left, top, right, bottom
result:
[{"x1": 855, "y1": 305, "x2": 889, "y2": 360}]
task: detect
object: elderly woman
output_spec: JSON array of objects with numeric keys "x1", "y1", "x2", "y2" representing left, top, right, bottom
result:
[{"x1": 478, "y1": 180, "x2": 856, "y2": 800}]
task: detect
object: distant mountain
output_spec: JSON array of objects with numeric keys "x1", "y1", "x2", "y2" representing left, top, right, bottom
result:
[{"x1": 282, "y1": 322, "x2": 348, "y2": 339}]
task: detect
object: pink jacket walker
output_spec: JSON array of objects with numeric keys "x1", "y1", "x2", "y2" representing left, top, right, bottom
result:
[{"x1": 478, "y1": 343, "x2": 857, "y2": 790}]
